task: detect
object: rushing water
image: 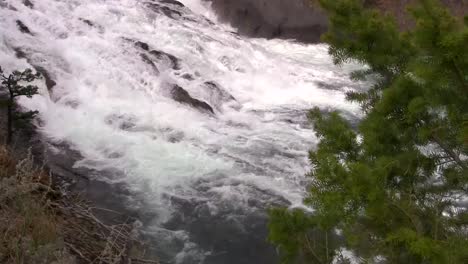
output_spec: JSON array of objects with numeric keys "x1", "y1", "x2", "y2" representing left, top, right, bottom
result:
[{"x1": 0, "y1": 0, "x2": 361, "y2": 263}]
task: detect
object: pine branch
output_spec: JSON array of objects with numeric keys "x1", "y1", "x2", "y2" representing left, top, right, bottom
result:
[{"x1": 431, "y1": 134, "x2": 467, "y2": 171}]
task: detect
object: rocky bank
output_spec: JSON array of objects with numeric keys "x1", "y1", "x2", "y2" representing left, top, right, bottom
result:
[{"x1": 207, "y1": 0, "x2": 468, "y2": 43}]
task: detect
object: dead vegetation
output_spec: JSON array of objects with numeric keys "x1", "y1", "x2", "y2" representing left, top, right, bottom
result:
[{"x1": 0, "y1": 146, "x2": 159, "y2": 264}]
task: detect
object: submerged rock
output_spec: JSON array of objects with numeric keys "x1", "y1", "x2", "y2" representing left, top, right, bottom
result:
[
  {"x1": 34, "y1": 66, "x2": 57, "y2": 90},
  {"x1": 131, "y1": 40, "x2": 181, "y2": 71},
  {"x1": 0, "y1": 1, "x2": 17, "y2": 11},
  {"x1": 159, "y1": 0, "x2": 185, "y2": 8},
  {"x1": 181, "y1": 73, "x2": 195, "y2": 81},
  {"x1": 140, "y1": 53, "x2": 160, "y2": 74},
  {"x1": 23, "y1": 0, "x2": 33, "y2": 8},
  {"x1": 149, "y1": 50, "x2": 181, "y2": 70},
  {"x1": 204, "y1": 81, "x2": 236, "y2": 102},
  {"x1": 202, "y1": 81, "x2": 241, "y2": 110},
  {"x1": 79, "y1": 18, "x2": 95, "y2": 27},
  {"x1": 105, "y1": 113, "x2": 137, "y2": 131},
  {"x1": 170, "y1": 85, "x2": 214, "y2": 114},
  {"x1": 134, "y1": 41, "x2": 150, "y2": 51},
  {"x1": 162, "y1": 182, "x2": 289, "y2": 264},
  {"x1": 16, "y1": 20, "x2": 33, "y2": 35},
  {"x1": 78, "y1": 18, "x2": 104, "y2": 33},
  {"x1": 145, "y1": 2, "x2": 183, "y2": 19}
]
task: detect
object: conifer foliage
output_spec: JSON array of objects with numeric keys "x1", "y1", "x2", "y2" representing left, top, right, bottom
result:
[
  {"x1": 269, "y1": 0, "x2": 468, "y2": 263},
  {"x1": 0, "y1": 67, "x2": 40, "y2": 144}
]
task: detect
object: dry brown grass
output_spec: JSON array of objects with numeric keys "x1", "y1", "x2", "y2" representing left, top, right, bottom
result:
[
  {"x1": 0, "y1": 146, "x2": 71, "y2": 264},
  {"x1": 0, "y1": 145, "x2": 159, "y2": 264},
  {"x1": 0, "y1": 146, "x2": 17, "y2": 178}
]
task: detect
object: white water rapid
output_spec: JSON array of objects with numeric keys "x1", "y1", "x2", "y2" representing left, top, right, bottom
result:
[{"x1": 0, "y1": 0, "x2": 361, "y2": 263}]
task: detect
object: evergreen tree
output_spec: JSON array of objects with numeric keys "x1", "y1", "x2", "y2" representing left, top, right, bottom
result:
[
  {"x1": 269, "y1": 0, "x2": 468, "y2": 263},
  {"x1": 0, "y1": 67, "x2": 41, "y2": 144}
]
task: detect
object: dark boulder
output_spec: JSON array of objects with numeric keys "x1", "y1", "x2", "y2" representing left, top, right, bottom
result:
[{"x1": 170, "y1": 85, "x2": 214, "y2": 114}]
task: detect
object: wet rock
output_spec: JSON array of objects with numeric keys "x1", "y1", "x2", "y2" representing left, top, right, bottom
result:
[
  {"x1": 34, "y1": 66, "x2": 57, "y2": 90},
  {"x1": 145, "y1": 2, "x2": 183, "y2": 19},
  {"x1": 181, "y1": 73, "x2": 195, "y2": 81},
  {"x1": 23, "y1": 0, "x2": 33, "y2": 8},
  {"x1": 131, "y1": 40, "x2": 161, "y2": 73},
  {"x1": 140, "y1": 54, "x2": 160, "y2": 74},
  {"x1": 107, "y1": 151, "x2": 123, "y2": 159},
  {"x1": 159, "y1": 6, "x2": 183, "y2": 19},
  {"x1": 131, "y1": 40, "x2": 181, "y2": 71},
  {"x1": 149, "y1": 49, "x2": 181, "y2": 70},
  {"x1": 170, "y1": 85, "x2": 214, "y2": 114},
  {"x1": 202, "y1": 81, "x2": 241, "y2": 110},
  {"x1": 132, "y1": 40, "x2": 179, "y2": 72},
  {"x1": 79, "y1": 18, "x2": 95, "y2": 27},
  {"x1": 159, "y1": 0, "x2": 185, "y2": 7},
  {"x1": 44, "y1": 141, "x2": 142, "y2": 225},
  {"x1": 105, "y1": 114, "x2": 137, "y2": 131},
  {"x1": 134, "y1": 41, "x2": 150, "y2": 51},
  {"x1": 204, "y1": 81, "x2": 236, "y2": 102},
  {"x1": 218, "y1": 55, "x2": 245, "y2": 72},
  {"x1": 315, "y1": 81, "x2": 342, "y2": 90},
  {"x1": 64, "y1": 100, "x2": 80, "y2": 109},
  {"x1": 79, "y1": 18, "x2": 104, "y2": 33},
  {"x1": 162, "y1": 185, "x2": 284, "y2": 264},
  {"x1": 119, "y1": 121, "x2": 136, "y2": 130},
  {"x1": 204, "y1": 18, "x2": 216, "y2": 26},
  {"x1": 13, "y1": 47, "x2": 26, "y2": 59},
  {"x1": 0, "y1": 1, "x2": 17, "y2": 10},
  {"x1": 166, "y1": 130, "x2": 184, "y2": 143},
  {"x1": 16, "y1": 20, "x2": 33, "y2": 35}
]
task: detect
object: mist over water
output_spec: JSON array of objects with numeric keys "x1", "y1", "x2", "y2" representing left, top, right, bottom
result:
[{"x1": 0, "y1": 0, "x2": 361, "y2": 263}]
